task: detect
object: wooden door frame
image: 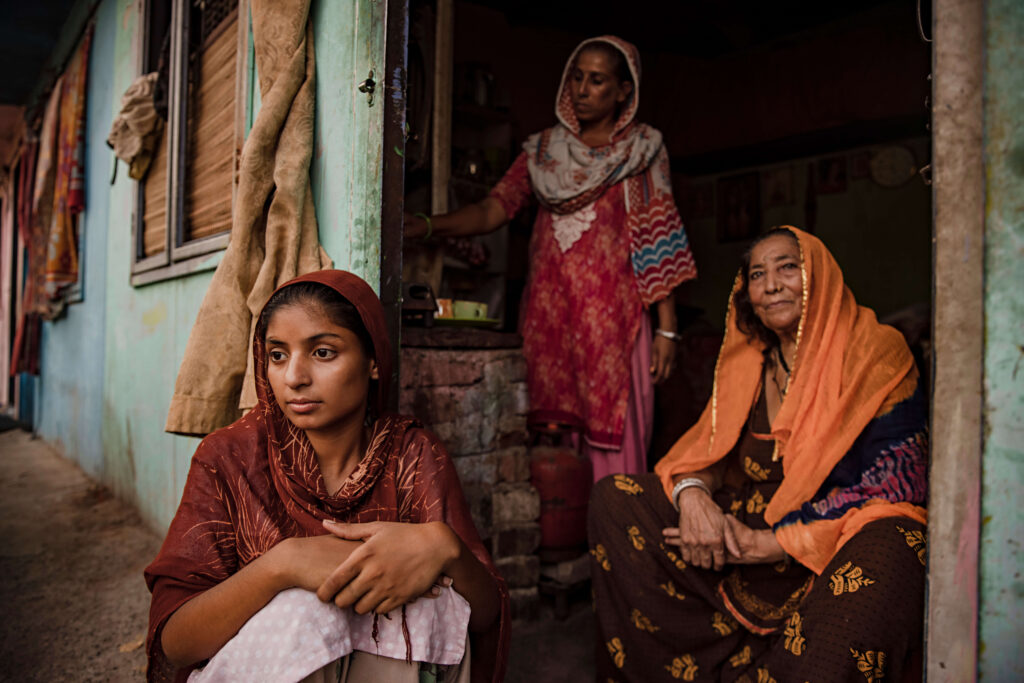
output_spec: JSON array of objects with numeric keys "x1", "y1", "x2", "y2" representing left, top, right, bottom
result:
[
  {"x1": 380, "y1": 0, "x2": 409, "y2": 412},
  {"x1": 926, "y1": 0, "x2": 984, "y2": 679},
  {"x1": 379, "y1": 0, "x2": 988, "y2": 675}
]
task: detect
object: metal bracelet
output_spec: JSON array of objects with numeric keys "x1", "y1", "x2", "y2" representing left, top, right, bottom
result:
[
  {"x1": 655, "y1": 328, "x2": 682, "y2": 342},
  {"x1": 414, "y1": 212, "x2": 433, "y2": 240},
  {"x1": 671, "y1": 477, "x2": 711, "y2": 510}
]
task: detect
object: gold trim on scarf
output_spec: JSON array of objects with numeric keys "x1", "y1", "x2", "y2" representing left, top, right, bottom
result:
[
  {"x1": 772, "y1": 233, "x2": 808, "y2": 462},
  {"x1": 711, "y1": 273, "x2": 745, "y2": 456}
]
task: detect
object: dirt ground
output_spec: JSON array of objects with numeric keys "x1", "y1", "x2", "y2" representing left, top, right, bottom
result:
[
  {"x1": 0, "y1": 428, "x2": 594, "y2": 682},
  {"x1": 0, "y1": 428, "x2": 159, "y2": 681}
]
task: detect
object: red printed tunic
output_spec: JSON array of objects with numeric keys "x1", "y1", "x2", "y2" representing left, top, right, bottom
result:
[{"x1": 491, "y1": 151, "x2": 644, "y2": 447}]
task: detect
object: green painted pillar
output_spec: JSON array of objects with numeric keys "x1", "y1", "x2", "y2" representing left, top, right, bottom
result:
[{"x1": 979, "y1": 0, "x2": 1024, "y2": 678}]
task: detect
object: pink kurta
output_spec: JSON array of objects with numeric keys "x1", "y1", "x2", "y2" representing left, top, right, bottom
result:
[{"x1": 491, "y1": 152, "x2": 643, "y2": 450}]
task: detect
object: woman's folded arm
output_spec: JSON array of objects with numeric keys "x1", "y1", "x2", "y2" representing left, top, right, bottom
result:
[{"x1": 161, "y1": 535, "x2": 360, "y2": 668}]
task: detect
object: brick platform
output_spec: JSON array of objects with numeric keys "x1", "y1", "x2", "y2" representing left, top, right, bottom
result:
[{"x1": 400, "y1": 334, "x2": 541, "y2": 618}]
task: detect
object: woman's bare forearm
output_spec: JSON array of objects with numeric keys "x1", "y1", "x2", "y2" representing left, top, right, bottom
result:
[
  {"x1": 161, "y1": 536, "x2": 361, "y2": 668},
  {"x1": 672, "y1": 462, "x2": 725, "y2": 494},
  {"x1": 407, "y1": 198, "x2": 509, "y2": 239},
  {"x1": 440, "y1": 531, "x2": 502, "y2": 632},
  {"x1": 654, "y1": 293, "x2": 677, "y2": 334}
]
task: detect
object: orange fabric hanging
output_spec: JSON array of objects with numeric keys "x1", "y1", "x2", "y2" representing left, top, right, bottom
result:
[
  {"x1": 45, "y1": 25, "x2": 94, "y2": 298},
  {"x1": 655, "y1": 227, "x2": 926, "y2": 572}
]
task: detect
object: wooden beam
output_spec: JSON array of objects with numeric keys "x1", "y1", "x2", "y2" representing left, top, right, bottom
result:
[
  {"x1": 430, "y1": 0, "x2": 452, "y2": 214},
  {"x1": 380, "y1": 0, "x2": 409, "y2": 413}
]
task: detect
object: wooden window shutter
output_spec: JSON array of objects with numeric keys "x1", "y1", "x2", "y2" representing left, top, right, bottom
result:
[
  {"x1": 184, "y1": 4, "x2": 238, "y2": 243},
  {"x1": 142, "y1": 123, "x2": 169, "y2": 257}
]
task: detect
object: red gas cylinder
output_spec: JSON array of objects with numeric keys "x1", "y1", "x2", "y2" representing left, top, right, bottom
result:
[{"x1": 529, "y1": 423, "x2": 593, "y2": 562}]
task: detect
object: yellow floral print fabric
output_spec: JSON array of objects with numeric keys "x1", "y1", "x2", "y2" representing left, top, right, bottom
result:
[
  {"x1": 829, "y1": 561, "x2": 876, "y2": 595},
  {"x1": 850, "y1": 648, "x2": 886, "y2": 681},
  {"x1": 711, "y1": 611, "x2": 739, "y2": 636},
  {"x1": 664, "y1": 654, "x2": 698, "y2": 680},
  {"x1": 613, "y1": 474, "x2": 643, "y2": 495},
  {"x1": 592, "y1": 543, "x2": 611, "y2": 571},
  {"x1": 607, "y1": 637, "x2": 626, "y2": 668},
  {"x1": 743, "y1": 456, "x2": 770, "y2": 481},
  {"x1": 783, "y1": 612, "x2": 806, "y2": 655},
  {"x1": 659, "y1": 580, "x2": 687, "y2": 601},
  {"x1": 896, "y1": 525, "x2": 926, "y2": 565},
  {"x1": 627, "y1": 525, "x2": 645, "y2": 550}
]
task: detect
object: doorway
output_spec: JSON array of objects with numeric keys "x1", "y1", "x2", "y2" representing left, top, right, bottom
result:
[{"x1": 387, "y1": 0, "x2": 939, "y2": 678}]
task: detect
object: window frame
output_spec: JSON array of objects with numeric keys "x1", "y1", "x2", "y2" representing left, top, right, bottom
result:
[{"x1": 130, "y1": 0, "x2": 250, "y2": 287}]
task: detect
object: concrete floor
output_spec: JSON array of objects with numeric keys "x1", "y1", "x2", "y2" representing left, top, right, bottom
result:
[
  {"x1": 0, "y1": 428, "x2": 594, "y2": 681},
  {"x1": 0, "y1": 428, "x2": 158, "y2": 680}
]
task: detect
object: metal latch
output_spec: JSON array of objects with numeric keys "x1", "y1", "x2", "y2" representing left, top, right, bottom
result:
[{"x1": 358, "y1": 70, "x2": 375, "y2": 106}]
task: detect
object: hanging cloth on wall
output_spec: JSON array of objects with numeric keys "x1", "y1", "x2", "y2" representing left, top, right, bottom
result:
[
  {"x1": 10, "y1": 82, "x2": 61, "y2": 377},
  {"x1": 106, "y1": 72, "x2": 162, "y2": 180},
  {"x1": 165, "y1": 0, "x2": 329, "y2": 436},
  {"x1": 44, "y1": 25, "x2": 93, "y2": 301},
  {"x1": 29, "y1": 79, "x2": 62, "y2": 312},
  {"x1": 10, "y1": 139, "x2": 40, "y2": 376}
]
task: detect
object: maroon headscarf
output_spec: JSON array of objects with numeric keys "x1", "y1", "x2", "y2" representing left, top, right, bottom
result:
[
  {"x1": 146, "y1": 270, "x2": 509, "y2": 683},
  {"x1": 254, "y1": 270, "x2": 399, "y2": 528},
  {"x1": 257, "y1": 269, "x2": 393, "y2": 417}
]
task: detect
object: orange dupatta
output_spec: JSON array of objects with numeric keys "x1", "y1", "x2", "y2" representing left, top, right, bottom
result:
[{"x1": 655, "y1": 227, "x2": 926, "y2": 573}]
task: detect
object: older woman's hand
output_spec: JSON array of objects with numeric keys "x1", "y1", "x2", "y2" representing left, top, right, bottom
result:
[
  {"x1": 662, "y1": 489, "x2": 741, "y2": 571},
  {"x1": 722, "y1": 515, "x2": 787, "y2": 565},
  {"x1": 650, "y1": 335, "x2": 677, "y2": 384}
]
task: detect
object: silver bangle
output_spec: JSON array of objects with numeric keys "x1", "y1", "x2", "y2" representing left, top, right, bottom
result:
[
  {"x1": 671, "y1": 477, "x2": 711, "y2": 510},
  {"x1": 655, "y1": 329, "x2": 682, "y2": 342}
]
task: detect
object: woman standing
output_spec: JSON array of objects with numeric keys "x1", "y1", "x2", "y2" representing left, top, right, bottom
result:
[{"x1": 407, "y1": 36, "x2": 697, "y2": 478}]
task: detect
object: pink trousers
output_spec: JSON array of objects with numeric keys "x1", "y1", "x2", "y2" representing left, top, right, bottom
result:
[{"x1": 584, "y1": 317, "x2": 654, "y2": 481}]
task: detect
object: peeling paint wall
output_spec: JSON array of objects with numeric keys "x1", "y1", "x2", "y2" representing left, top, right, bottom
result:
[
  {"x1": 979, "y1": 0, "x2": 1024, "y2": 678},
  {"x1": 34, "y1": 0, "x2": 388, "y2": 533},
  {"x1": 310, "y1": 0, "x2": 385, "y2": 289}
]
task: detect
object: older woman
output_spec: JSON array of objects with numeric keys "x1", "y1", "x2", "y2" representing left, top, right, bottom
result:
[
  {"x1": 406, "y1": 36, "x2": 696, "y2": 479},
  {"x1": 588, "y1": 227, "x2": 928, "y2": 682}
]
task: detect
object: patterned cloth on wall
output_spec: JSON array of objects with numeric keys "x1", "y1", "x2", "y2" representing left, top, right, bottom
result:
[
  {"x1": 11, "y1": 24, "x2": 94, "y2": 375},
  {"x1": 45, "y1": 24, "x2": 94, "y2": 299},
  {"x1": 10, "y1": 140, "x2": 41, "y2": 376}
]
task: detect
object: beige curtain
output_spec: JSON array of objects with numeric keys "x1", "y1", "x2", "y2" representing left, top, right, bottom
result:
[{"x1": 165, "y1": 0, "x2": 329, "y2": 436}]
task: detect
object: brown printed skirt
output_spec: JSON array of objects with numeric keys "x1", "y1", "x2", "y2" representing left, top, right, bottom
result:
[{"x1": 588, "y1": 393, "x2": 926, "y2": 682}]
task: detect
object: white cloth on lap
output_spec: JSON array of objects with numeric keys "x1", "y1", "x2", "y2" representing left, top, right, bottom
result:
[{"x1": 189, "y1": 587, "x2": 471, "y2": 683}]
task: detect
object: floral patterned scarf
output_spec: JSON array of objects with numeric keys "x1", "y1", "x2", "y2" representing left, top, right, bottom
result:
[{"x1": 524, "y1": 35, "x2": 696, "y2": 304}]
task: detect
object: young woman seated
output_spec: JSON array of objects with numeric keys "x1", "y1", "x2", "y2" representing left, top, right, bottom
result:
[{"x1": 145, "y1": 270, "x2": 508, "y2": 683}]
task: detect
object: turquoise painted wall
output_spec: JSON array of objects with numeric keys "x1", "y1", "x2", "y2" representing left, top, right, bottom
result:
[
  {"x1": 99, "y1": 0, "x2": 213, "y2": 528},
  {"x1": 310, "y1": 0, "x2": 385, "y2": 287},
  {"x1": 36, "y1": 0, "x2": 117, "y2": 479},
  {"x1": 34, "y1": 0, "x2": 388, "y2": 533},
  {"x1": 979, "y1": 0, "x2": 1024, "y2": 678}
]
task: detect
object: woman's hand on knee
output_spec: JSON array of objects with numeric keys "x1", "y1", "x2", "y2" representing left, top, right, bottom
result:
[
  {"x1": 662, "y1": 489, "x2": 740, "y2": 571},
  {"x1": 315, "y1": 520, "x2": 458, "y2": 614}
]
